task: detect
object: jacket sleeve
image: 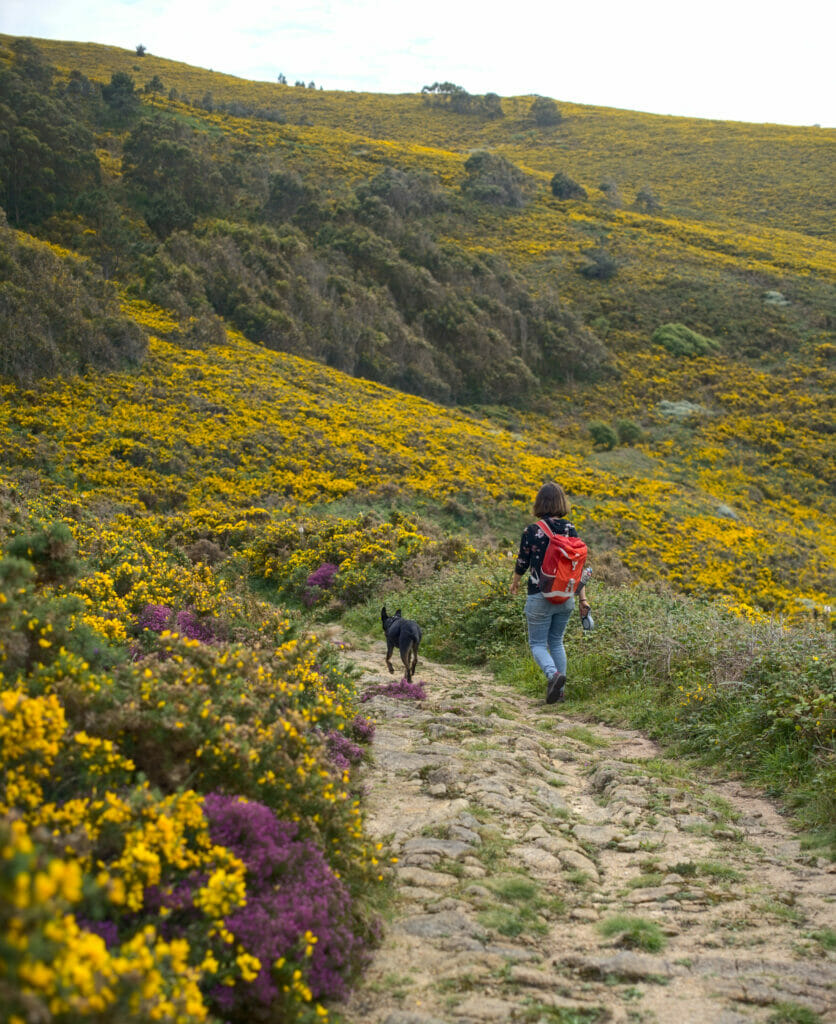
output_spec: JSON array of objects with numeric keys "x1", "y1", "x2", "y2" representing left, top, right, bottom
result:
[{"x1": 514, "y1": 527, "x2": 531, "y2": 575}]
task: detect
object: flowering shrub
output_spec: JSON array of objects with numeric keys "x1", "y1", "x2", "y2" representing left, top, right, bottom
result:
[
  {"x1": 303, "y1": 562, "x2": 338, "y2": 607},
  {"x1": 0, "y1": 512, "x2": 380, "y2": 1022},
  {"x1": 138, "y1": 602, "x2": 173, "y2": 632},
  {"x1": 351, "y1": 714, "x2": 376, "y2": 743},
  {"x1": 361, "y1": 678, "x2": 428, "y2": 702},
  {"x1": 246, "y1": 514, "x2": 430, "y2": 607},
  {"x1": 326, "y1": 730, "x2": 364, "y2": 773},
  {"x1": 204, "y1": 795, "x2": 374, "y2": 1019},
  {"x1": 176, "y1": 607, "x2": 216, "y2": 642}
]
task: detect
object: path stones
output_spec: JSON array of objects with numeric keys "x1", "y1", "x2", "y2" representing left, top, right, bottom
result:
[
  {"x1": 532, "y1": 834, "x2": 574, "y2": 856},
  {"x1": 401, "y1": 910, "x2": 487, "y2": 943},
  {"x1": 558, "y1": 848, "x2": 599, "y2": 879},
  {"x1": 396, "y1": 866, "x2": 458, "y2": 889},
  {"x1": 402, "y1": 838, "x2": 475, "y2": 861},
  {"x1": 450, "y1": 825, "x2": 481, "y2": 845},
  {"x1": 383, "y1": 1014, "x2": 448, "y2": 1024},
  {"x1": 626, "y1": 883, "x2": 682, "y2": 903},
  {"x1": 561, "y1": 950, "x2": 679, "y2": 981},
  {"x1": 569, "y1": 907, "x2": 600, "y2": 922},
  {"x1": 336, "y1": 633, "x2": 836, "y2": 1024},
  {"x1": 508, "y1": 844, "x2": 563, "y2": 876},
  {"x1": 573, "y1": 823, "x2": 623, "y2": 846},
  {"x1": 608, "y1": 783, "x2": 650, "y2": 807},
  {"x1": 453, "y1": 994, "x2": 519, "y2": 1020}
]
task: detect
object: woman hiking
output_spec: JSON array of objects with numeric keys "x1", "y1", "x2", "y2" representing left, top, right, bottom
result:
[{"x1": 509, "y1": 481, "x2": 591, "y2": 705}]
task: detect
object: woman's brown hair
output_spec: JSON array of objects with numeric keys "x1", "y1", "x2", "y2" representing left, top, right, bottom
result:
[{"x1": 533, "y1": 481, "x2": 570, "y2": 518}]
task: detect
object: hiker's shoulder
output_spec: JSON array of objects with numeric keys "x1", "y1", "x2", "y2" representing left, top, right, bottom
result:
[{"x1": 547, "y1": 516, "x2": 578, "y2": 536}]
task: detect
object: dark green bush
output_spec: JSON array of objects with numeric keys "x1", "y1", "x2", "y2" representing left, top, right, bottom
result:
[
  {"x1": 6, "y1": 521, "x2": 79, "y2": 585},
  {"x1": 652, "y1": 322, "x2": 721, "y2": 357},
  {"x1": 578, "y1": 247, "x2": 618, "y2": 280},
  {"x1": 589, "y1": 421, "x2": 618, "y2": 449},
  {"x1": 0, "y1": 556, "x2": 116, "y2": 680},
  {"x1": 463, "y1": 151, "x2": 528, "y2": 208},
  {"x1": 616, "y1": 419, "x2": 642, "y2": 445},
  {"x1": 550, "y1": 172, "x2": 586, "y2": 200},
  {"x1": 531, "y1": 96, "x2": 563, "y2": 127}
]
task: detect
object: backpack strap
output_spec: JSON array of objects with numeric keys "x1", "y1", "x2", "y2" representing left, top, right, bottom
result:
[{"x1": 538, "y1": 518, "x2": 570, "y2": 538}]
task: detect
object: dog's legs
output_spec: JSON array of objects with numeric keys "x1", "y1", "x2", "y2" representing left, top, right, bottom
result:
[
  {"x1": 385, "y1": 643, "x2": 396, "y2": 674},
  {"x1": 402, "y1": 641, "x2": 418, "y2": 683}
]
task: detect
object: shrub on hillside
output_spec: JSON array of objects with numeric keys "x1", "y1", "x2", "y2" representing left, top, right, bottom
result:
[
  {"x1": 616, "y1": 419, "x2": 643, "y2": 445},
  {"x1": 550, "y1": 171, "x2": 586, "y2": 200},
  {"x1": 0, "y1": 536, "x2": 381, "y2": 1023},
  {"x1": 577, "y1": 247, "x2": 618, "y2": 280},
  {"x1": 462, "y1": 151, "x2": 528, "y2": 208},
  {"x1": 420, "y1": 82, "x2": 500, "y2": 116},
  {"x1": 652, "y1": 322, "x2": 720, "y2": 358},
  {"x1": 6, "y1": 521, "x2": 79, "y2": 585},
  {"x1": 204, "y1": 795, "x2": 375, "y2": 1018},
  {"x1": 588, "y1": 421, "x2": 618, "y2": 449},
  {"x1": 531, "y1": 96, "x2": 563, "y2": 126},
  {"x1": 0, "y1": 221, "x2": 147, "y2": 382},
  {"x1": 245, "y1": 513, "x2": 430, "y2": 608},
  {"x1": 0, "y1": 43, "x2": 101, "y2": 228},
  {"x1": 634, "y1": 186, "x2": 661, "y2": 213}
]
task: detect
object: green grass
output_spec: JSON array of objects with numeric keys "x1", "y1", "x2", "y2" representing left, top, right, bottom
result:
[
  {"x1": 767, "y1": 1003, "x2": 822, "y2": 1024},
  {"x1": 478, "y1": 873, "x2": 565, "y2": 938},
  {"x1": 696, "y1": 860, "x2": 745, "y2": 882},
  {"x1": 756, "y1": 898, "x2": 806, "y2": 924},
  {"x1": 626, "y1": 872, "x2": 666, "y2": 889},
  {"x1": 560, "y1": 725, "x2": 611, "y2": 748},
  {"x1": 809, "y1": 927, "x2": 836, "y2": 951},
  {"x1": 597, "y1": 915, "x2": 666, "y2": 952}
]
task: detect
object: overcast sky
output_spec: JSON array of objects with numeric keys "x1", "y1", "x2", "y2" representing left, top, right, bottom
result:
[{"x1": 3, "y1": 0, "x2": 834, "y2": 126}]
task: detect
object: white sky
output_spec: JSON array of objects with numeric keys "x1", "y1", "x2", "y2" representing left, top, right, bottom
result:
[{"x1": 2, "y1": 0, "x2": 834, "y2": 126}]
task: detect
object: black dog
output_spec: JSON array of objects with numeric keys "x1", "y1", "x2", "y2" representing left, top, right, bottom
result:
[{"x1": 381, "y1": 606, "x2": 422, "y2": 683}]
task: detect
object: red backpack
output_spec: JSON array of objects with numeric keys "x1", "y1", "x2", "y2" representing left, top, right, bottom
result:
[{"x1": 537, "y1": 519, "x2": 588, "y2": 604}]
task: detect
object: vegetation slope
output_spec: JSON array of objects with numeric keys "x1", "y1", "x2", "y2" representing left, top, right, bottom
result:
[{"x1": 0, "y1": 34, "x2": 833, "y2": 1024}]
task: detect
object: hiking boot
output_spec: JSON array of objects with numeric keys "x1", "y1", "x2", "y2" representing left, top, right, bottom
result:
[{"x1": 546, "y1": 672, "x2": 566, "y2": 705}]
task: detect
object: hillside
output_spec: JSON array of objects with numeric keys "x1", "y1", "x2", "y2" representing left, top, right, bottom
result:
[
  {"x1": 13, "y1": 35, "x2": 836, "y2": 239},
  {"x1": 1, "y1": 34, "x2": 833, "y2": 610},
  {"x1": 0, "y1": 34, "x2": 834, "y2": 1024}
]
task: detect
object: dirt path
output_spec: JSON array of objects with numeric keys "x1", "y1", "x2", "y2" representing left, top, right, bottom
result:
[{"x1": 333, "y1": 631, "x2": 836, "y2": 1024}]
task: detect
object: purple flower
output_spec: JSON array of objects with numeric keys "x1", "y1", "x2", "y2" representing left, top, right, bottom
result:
[
  {"x1": 203, "y1": 794, "x2": 372, "y2": 1011},
  {"x1": 175, "y1": 607, "x2": 215, "y2": 643},
  {"x1": 351, "y1": 714, "x2": 375, "y2": 743},
  {"x1": 77, "y1": 918, "x2": 119, "y2": 948},
  {"x1": 326, "y1": 730, "x2": 363, "y2": 773},
  {"x1": 361, "y1": 677, "x2": 427, "y2": 702},
  {"x1": 303, "y1": 562, "x2": 338, "y2": 607},
  {"x1": 138, "y1": 603, "x2": 173, "y2": 633}
]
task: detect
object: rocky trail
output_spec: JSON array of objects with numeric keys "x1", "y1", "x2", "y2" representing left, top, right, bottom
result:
[{"x1": 333, "y1": 631, "x2": 835, "y2": 1024}]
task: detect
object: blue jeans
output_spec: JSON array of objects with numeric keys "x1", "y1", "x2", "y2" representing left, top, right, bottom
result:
[{"x1": 524, "y1": 592, "x2": 574, "y2": 679}]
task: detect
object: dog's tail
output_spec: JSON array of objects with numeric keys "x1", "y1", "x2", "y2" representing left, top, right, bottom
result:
[{"x1": 400, "y1": 637, "x2": 419, "y2": 682}]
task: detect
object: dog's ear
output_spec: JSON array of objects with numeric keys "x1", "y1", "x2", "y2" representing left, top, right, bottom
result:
[
  {"x1": 395, "y1": 609, "x2": 401, "y2": 618},
  {"x1": 381, "y1": 606, "x2": 387, "y2": 621}
]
